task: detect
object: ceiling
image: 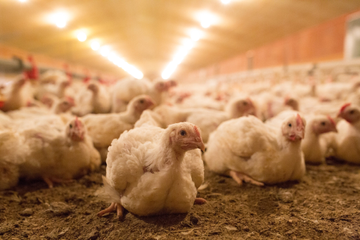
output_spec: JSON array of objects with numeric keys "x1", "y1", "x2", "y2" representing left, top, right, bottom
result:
[{"x1": 1, "y1": 0, "x2": 360, "y2": 79}]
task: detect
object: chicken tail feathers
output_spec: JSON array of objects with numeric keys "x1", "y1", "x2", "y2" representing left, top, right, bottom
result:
[{"x1": 95, "y1": 176, "x2": 121, "y2": 203}]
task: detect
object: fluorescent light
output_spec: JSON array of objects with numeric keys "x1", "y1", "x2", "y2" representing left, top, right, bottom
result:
[
  {"x1": 189, "y1": 29, "x2": 202, "y2": 41},
  {"x1": 91, "y1": 41, "x2": 100, "y2": 51},
  {"x1": 50, "y1": 11, "x2": 68, "y2": 29},
  {"x1": 162, "y1": 39, "x2": 196, "y2": 80},
  {"x1": 98, "y1": 49, "x2": 143, "y2": 79},
  {"x1": 77, "y1": 31, "x2": 87, "y2": 42},
  {"x1": 198, "y1": 12, "x2": 215, "y2": 29},
  {"x1": 100, "y1": 46, "x2": 111, "y2": 57},
  {"x1": 221, "y1": 0, "x2": 231, "y2": 4},
  {"x1": 56, "y1": 21, "x2": 66, "y2": 28}
]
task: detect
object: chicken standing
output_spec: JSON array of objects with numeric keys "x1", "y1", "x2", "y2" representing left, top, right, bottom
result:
[
  {"x1": 96, "y1": 122, "x2": 206, "y2": 219},
  {"x1": 204, "y1": 114, "x2": 306, "y2": 185}
]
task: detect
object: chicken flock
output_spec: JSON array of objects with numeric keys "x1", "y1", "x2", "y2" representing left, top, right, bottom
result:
[{"x1": 0, "y1": 69, "x2": 359, "y2": 220}]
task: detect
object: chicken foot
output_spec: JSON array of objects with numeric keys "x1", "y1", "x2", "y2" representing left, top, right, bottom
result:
[
  {"x1": 97, "y1": 202, "x2": 125, "y2": 220},
  {"x1": 229, "y1": 170, "x2": 264, "y2": 186},
  {"x1": 42, "y1": 176, "x2": 74, "y2": 189},
  {"x1": 194, "y1": 198, "x2": 207, "y2": 205}
]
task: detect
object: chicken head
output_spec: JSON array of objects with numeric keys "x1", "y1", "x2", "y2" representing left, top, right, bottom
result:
[
  {"x1": 338, "y1": 103, "x2": 360, "y2": 123},
  {"x1": 281, "y1": 113, "x2": 306, "y2": 141},
  {"x1": 312, "y1": 115, "x2": 337, "y2": 134},
  {"x1": 133, "y1": 95, "x2": 155, "y2": 113},
  {"x1": 169, "y1": 123, "x2": 205, "y2": 153},
  {"x1": 66, "y1": 117, "x2": 85, "y2": 141}
]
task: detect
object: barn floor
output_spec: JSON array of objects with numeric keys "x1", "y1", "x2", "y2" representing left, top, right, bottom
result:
[{"x1": 1, "y1": 160, "x2": 360, "y2": 240}]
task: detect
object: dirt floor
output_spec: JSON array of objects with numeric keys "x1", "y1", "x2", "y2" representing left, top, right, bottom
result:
[{"x1": 1, "y1": 159, "x2": 360, "y2": 240}]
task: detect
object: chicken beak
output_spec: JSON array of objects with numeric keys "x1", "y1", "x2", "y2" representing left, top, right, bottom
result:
[
  {"x1": 327, "y1": 116, "x2": 338, "y2": 133},
  {"x1": 197, "y1": 141, "x2": 206, "y2": 153}
]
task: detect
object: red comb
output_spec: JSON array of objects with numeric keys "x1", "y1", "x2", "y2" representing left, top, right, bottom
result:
[
  {"x1": 194, "y1": 126, "x2": 201, "y2": 138},
  {"x1": 74, "y1": 117, "x2": 80, "y2": 127},
  {"x1": 327, "y1": 115, "x2": 336, "y2": 127},
  {"x1": 296, "y1": 114, "x2": 303, "y2": 127},
  {"x1": 0, "y1": 101, "x2": 4, "y2": 109},
  {"x1": 339, "y1": 103, "x2": 351, "y2": 114},
  {"x1": 246, "y1": 97, "x2": 253, "y2": 106}
]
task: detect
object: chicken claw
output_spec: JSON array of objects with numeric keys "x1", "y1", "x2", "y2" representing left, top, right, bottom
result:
[
  {"x1": 194, "y1": 198, "x2": 207, "y2": 205},
  {"x1": 42, "y1": 176, "x2": 74, "y2": 189},
  {"x1": 98, "y1": 202, "x2": 125, "y2": 220},
  {"x1": 229, "y1": 170, "x2": 264, "y2": 186}
]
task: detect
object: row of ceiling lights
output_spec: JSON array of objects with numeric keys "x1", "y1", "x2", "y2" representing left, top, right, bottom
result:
[
  {"x1": 161, "y1": 0, "x2": 232, "y2": 79},
  {"x1": 17, "y1": 0, "x2": 143, "y2": 79},
  {"x1": 17, "y1": 0, "x2": 231, "y2": 80}
]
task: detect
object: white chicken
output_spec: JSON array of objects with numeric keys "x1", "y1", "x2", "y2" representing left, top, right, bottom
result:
[
  {"x1": 186, "y1": 96, "x2": 256, "y2": 142},
  {"x1": 96, "y1": 122, "x2": 206, "y2": 219},
  {"x1": 19, "y1": 117, "x2": 101, "y2": 188},
  {"x1": 331, "y1": 103, "x2": 360, "y2": 164},
  {"x1": 72, "y1": 82, "x2": 111, "y2": 116},
  {"x1": 111, "y1": 78, "x2": 170, "y2": 112},
  {"x1": 87, "y1": 82, "x2": 111, "y2": 113},
  {"x1": 0, "y1": 130, "x2": 26, "y2": 190},
  {"x1": 266, "y1": 111, "x2": 337, "y2": 164},
  {"x1": 83, "y1": 95, "x2": 155, "y2": 160},
  {"x1": 204, "y1": 114, "x2": 306, "y2": 185},
  {"x1": 1, "y1": 77, "x2": 27, "y2": 112}
]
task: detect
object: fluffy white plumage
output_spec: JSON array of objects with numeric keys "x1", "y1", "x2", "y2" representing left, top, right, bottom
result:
[
  {"x1": 97, "y1": 122, "x2": 205, "y2": 218},
  {"x1": 332, "y1": 103, "x2": 360, "y2": 164},
  {"x1": 111, "y1": 78, "x2": 169, "y2": 113},
  {"x1": 83, "y1": 95, "x2": 155, "y2": 160},
  {"x1": 205, "y1": 114, "x2": 306, "y2": 185},
  {"x1": 266, "y1": 110, "x2": 337, "y2": 164},
  {"x1": 19, "y1": 117, "x2": 100, "y2": 188},
  {"x1": 0, "y1": 130, "x2": 26, "y2": 190}
]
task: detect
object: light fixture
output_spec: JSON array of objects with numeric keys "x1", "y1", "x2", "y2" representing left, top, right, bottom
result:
[
  {"x1": 161, "y1": 39, "x2": 196, "y2": 80},
  {"x1": 18, "y1": 0, "x2": 27, "y2": 3},
  {"x1": 91, "y1": 41, "x2": 100, "y2": 51},
  {"x1": 100, "y1": 46, "x2": 111, "y2": 57},
  {"x1": 189, "y1": 29, "x2": 202, "y2": 41},
  {"x1": 221, "y1": 0, "x2": 231, "y2": 4},
  {"x1": 97, "y1": 48, "x2": 143, "y2": 79},
  {"x1": 50, "y1": 11, "x2": 68, "y2": 29},
  {"x1": 77, "y1": 31, "x2": 87, "y2": 42},
  {"x1": 198, "y1": 12, "x2": 215, "y2": 29}
]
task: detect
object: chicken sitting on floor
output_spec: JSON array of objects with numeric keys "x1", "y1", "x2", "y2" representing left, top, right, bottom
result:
[
  {"x1": 204, "y1": 114, "x2": 306, "y2": 185},
  {"x1": 266, "y1": 111, "x2": 338, "y2": 164},
  {"x1": 0, "y1": 130, "x2": 26, "y2": 190},
  {"x1": 331, "y1": 103, "x2": 360, "y2": 164},
  {"x1": 19, "y1": 117, "x2": 101, "y2": 188},
  {"x1": 96, "y1": 122, "x2": 206, "y2": 220},
  {"x1": 83, "y1": 95, "x2": 155, "y2": 161}
]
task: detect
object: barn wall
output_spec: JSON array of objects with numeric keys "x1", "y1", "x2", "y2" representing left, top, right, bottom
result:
[{"x1": 183, "y1": 10, "x2": 359, "y2": 82}]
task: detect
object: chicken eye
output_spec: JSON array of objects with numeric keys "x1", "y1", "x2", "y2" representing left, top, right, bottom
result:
[
  {"x1": 243, "y1": 101, "x2": 248, "y2": 106},
  {"x1": 350, "y1": 110, "x2": 355, "y2": 114},
  {"x1": 69, "y1": 124, "x2": 73, "y2": 128},
  {"x1": 139, "y1": 99, "x2": 144, "y2": 104},
  {"x1": 321, "y1": 121, "x2": 326, "y2": 126},
  {"x1": 288, "y1": 123, "x2": 292, "y2": 127},
  {"x1": 180, "y1": 130, "x2": 187, "y2": 136}
]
